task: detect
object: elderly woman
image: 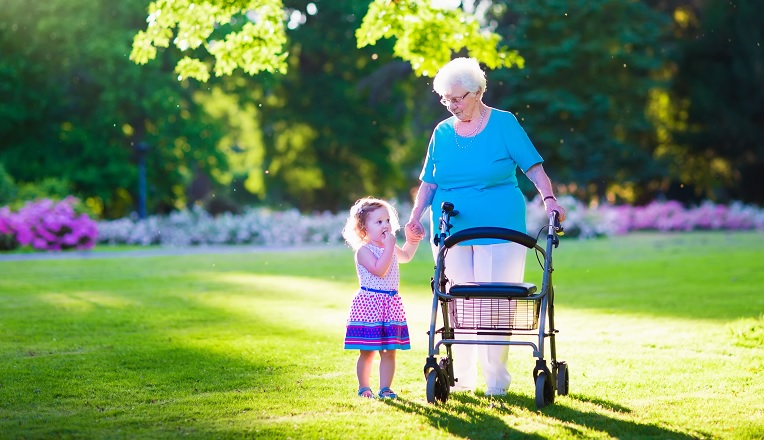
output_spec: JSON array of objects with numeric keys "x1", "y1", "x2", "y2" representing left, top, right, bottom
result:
[{"x1": 406, "y1": 57, "x2": 566, "y2": 396}]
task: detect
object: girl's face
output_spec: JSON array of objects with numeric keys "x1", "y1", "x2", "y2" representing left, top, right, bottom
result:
[{"x1": 363, "y1": 206, "x2": 391, "y2": 245}]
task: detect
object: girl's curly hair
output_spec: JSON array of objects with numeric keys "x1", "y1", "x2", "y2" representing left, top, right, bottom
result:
[{"x1": 341, "y1": 197, "x2": 401, "y2": 250}]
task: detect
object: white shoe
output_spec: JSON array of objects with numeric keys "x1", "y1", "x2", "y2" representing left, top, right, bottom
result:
[
  {"x1": 485, "y1": 374, "x2": 511, "y2": 396},
  {"x1": 485, "y1": 387, "x2": 507, "y2": 396},
  {"x1": 450, "y1": 385, "x2": 475, "y2": 393}
]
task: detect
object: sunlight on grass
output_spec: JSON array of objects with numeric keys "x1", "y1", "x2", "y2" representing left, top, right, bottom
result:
[
  {"x1": 39, "y1": 291, "x2": 135, "y2": 312},
  {"x1": 728, "y1": 315, "x2": 764, "y2": 348},
  {"x1": 184, "y1": 272, "x2": 354, "y2": 330}
]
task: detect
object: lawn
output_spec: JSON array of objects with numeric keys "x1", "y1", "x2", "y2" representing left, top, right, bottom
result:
[{"x1": 1, "y1": 232, "x2": 762, "y2": 439}]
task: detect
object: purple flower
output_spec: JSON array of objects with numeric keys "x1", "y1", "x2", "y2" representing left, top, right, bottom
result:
[{"x1": 0, "y1": 198, "x2": 98, "y2": 251}]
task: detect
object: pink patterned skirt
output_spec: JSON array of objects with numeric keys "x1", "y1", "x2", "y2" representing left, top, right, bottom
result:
[{"x1": 344, "y1": 287, "x2": 410, "y2": 351}]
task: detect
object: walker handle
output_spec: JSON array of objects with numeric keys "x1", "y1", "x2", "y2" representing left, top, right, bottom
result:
[{"x1": 550, "y1": 210, "x2": 564, "y2": 235}]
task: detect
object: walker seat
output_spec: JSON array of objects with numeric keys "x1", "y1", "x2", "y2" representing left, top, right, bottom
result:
[{"x1": 448, "y1": 282, "x2": 537, "y2": 298}]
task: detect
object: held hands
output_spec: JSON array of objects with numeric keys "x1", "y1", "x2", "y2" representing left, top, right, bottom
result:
[{"x1": 404, "y1": 222, "x2": 425, "y2": 244}]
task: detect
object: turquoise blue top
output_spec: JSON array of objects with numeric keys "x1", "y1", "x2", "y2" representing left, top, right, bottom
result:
[{"x1": 419, "y1": 108, "x2": 543, "y2": 244}]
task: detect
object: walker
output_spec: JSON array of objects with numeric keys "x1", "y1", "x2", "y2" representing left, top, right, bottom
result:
[{"x1": 423, "y1": 202, "x2": 567, "y2": 408}]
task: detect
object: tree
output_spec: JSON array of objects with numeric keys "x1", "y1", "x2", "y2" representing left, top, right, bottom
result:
[
  {"x1": 0, "y1": 0, "x2": 229, "y2": 218},
  {"x1": 251, "y1": 0, "x2": 417, "y2": 211},
  {"x1": 669, "y1": 0, "x2": 764, "y2": 203},
  {"x1": 487, "y1": 0, "x2": 671, "y2": 203},
  {"x1": 130, "y1": 0, "x2": 523, "y2": 81}
]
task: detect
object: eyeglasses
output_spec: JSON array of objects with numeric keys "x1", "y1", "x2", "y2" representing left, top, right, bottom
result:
[{"x1": 440, "y1": 91, "x2": 471, "y2": 107}]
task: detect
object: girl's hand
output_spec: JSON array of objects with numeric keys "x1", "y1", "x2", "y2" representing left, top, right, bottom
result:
[{"x1": 382, "y1": 230, "x2": 396, "y2": 248}]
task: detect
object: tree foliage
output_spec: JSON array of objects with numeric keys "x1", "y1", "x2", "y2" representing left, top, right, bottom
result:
[
  {"x1": 0, "y1": 0, "x2": 228, "y2": 218},
  {"x1": 356, "y1": 0, "x2": 523, "y2": 76},
  {"x1": 130, "y1": 0, "x2": 521, "y2": 80},
  {"x1": 487, "y1": 0, "x2": 671, "y2": 203},
  {"x1": 4, "y1": 0, "x2": 763, "y2": 221},
  {"x1": 253, "y1": 0, "x2": 416, "y2": 211},
  {"x1": 670, "y1": 0, "x2": 764, "y2": 203},
  {"x1": 130, "y1": 0, "x2": 289, "y2": 82}
]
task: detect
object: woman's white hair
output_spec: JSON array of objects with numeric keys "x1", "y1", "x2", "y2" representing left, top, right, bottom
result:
[{"x1": 432, "y1": 57, "x2": 487, "y2": 96}]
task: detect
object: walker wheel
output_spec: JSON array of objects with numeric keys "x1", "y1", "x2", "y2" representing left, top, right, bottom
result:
[
  {"x1": 556, "y1": 362, "x2": 569, "y2": 396},
  {"x1": 535, "y1": 372, "x2": 555, "y2": 409},
  {"x1": 426, "y1": 369, "x2": 449, "y2": 404}
]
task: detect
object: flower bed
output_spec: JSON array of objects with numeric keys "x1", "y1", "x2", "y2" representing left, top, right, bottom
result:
[
  {"x1": 2, "y1": 198, "x2": 762, "y2": 252},
  {"x1": 97, "y1": 198, "x2": 764, "y2": 248}
]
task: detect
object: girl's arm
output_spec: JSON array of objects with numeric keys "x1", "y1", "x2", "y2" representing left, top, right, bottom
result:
[
  {"x1": 395, "y1": 223, "x2": 422, "y2": 263},
  {"x1": 395, "y1": 241, "x2": 420, "y2": 264},
  {"x1": 356, "y1": 234, "x2": 396, "y2": 278}
]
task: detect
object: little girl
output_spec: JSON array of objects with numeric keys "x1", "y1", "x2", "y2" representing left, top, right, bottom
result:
[{"x1": 342, "y1": 197, "x2": 422, "y2": 399}]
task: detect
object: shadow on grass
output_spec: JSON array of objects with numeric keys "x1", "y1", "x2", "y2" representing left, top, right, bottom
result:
[
  {"x1": 383, "y1": 393, "x2": 544, "y2": 440},
  {"x1": 565, "y1": 393, "x2": 633, "y2": 414},
  {"x1": 542, "y1": 393, "x2": 707, "y2": 439},
  {"x1": 384, "y1": 391, "x2": 705, "y2": 439}
]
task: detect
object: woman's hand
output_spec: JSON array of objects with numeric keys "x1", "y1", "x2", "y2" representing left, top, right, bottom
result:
[{"x1": 544, "y1": 198, "x2": 566, "y2": 222}]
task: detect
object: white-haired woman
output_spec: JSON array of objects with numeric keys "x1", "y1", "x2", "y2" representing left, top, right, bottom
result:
[{"x1": 405, "y1": 57, "x2": 566, "y2": 396}]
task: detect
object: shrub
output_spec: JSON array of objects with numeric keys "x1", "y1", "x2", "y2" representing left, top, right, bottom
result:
[
  {"x1": 0, "y1": 164, "x2": 17, "y2": 206},
  {"x1": 0, "y1": 206, "x2": 19, "y2": 251},
  {"x1": 96, "y1": 205, "x2": 349, "y2": 248}
]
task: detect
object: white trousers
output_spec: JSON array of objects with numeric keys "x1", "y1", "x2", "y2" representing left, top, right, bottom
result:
[{"x1": 433, "y1": 242, "x2": 527, "y2": 392}]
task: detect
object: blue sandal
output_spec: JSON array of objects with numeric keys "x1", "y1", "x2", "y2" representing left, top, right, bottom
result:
[
  {"x1": 378, "y1": 387, "x2": 397, "y2": 399},
  {"x1": 358, "y1": 387, "x2": 375, "y2": 398}
]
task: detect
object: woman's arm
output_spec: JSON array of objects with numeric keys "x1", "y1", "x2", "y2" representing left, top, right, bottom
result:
[
  {"x1": 406, "y1": 181, "x2": 437, "y2": 237},
  {"x1": 395, "y1": 223, "x2": 423, "y2": 263},
  {"x1": 525, "y1": 163, "x2": 567, "y2": 222}
]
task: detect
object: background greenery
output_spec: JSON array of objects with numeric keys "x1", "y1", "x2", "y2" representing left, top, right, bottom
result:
[
  {"x1": 0, "y1": 232, "x2": 762, "y2": 438},
  {"x1": 2, "y1": 0, "x2": 762, "y2": 219}
]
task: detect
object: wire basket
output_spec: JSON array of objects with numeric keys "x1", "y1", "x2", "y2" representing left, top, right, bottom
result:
[{"x1": 449, "y1": 297, "x2": 540, "y2": 331}]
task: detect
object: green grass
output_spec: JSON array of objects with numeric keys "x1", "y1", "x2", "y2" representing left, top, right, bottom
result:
[{"x1": 1, "y1": 232, "x2": 763, "y2": 439}]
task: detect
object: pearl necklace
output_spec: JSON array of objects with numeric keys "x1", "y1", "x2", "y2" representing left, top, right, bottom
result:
[{"x1": 454, "y1": 106, "x2": 486, "y2": 149}]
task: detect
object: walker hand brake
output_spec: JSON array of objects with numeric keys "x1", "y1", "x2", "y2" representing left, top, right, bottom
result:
[{"x1": 435, "y1": 202, "x2": 458, "y2": 246}]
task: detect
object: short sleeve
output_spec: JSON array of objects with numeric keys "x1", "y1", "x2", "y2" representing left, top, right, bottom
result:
[
  {"x1": 419, "y1": 130, "x2": 437, "y2": 184},
  {"x1": 503, "y1": 112, "x2": 543, "y2": 173}
]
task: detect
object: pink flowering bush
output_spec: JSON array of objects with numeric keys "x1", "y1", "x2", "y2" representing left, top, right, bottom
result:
[
  {"x1": 0, "y1": 197, "x2": 98, "y2": 251},
  {"x1": 599, "y1": 200, "x2": 764, "y2": 233},
  {"x1": 527, "y1": 196, "x2": 764, "y2": 238}
]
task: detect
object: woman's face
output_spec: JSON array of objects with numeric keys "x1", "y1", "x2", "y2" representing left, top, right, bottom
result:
[{"x1": 441, "y1": 86, "x2": 480, "y2": 121}]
